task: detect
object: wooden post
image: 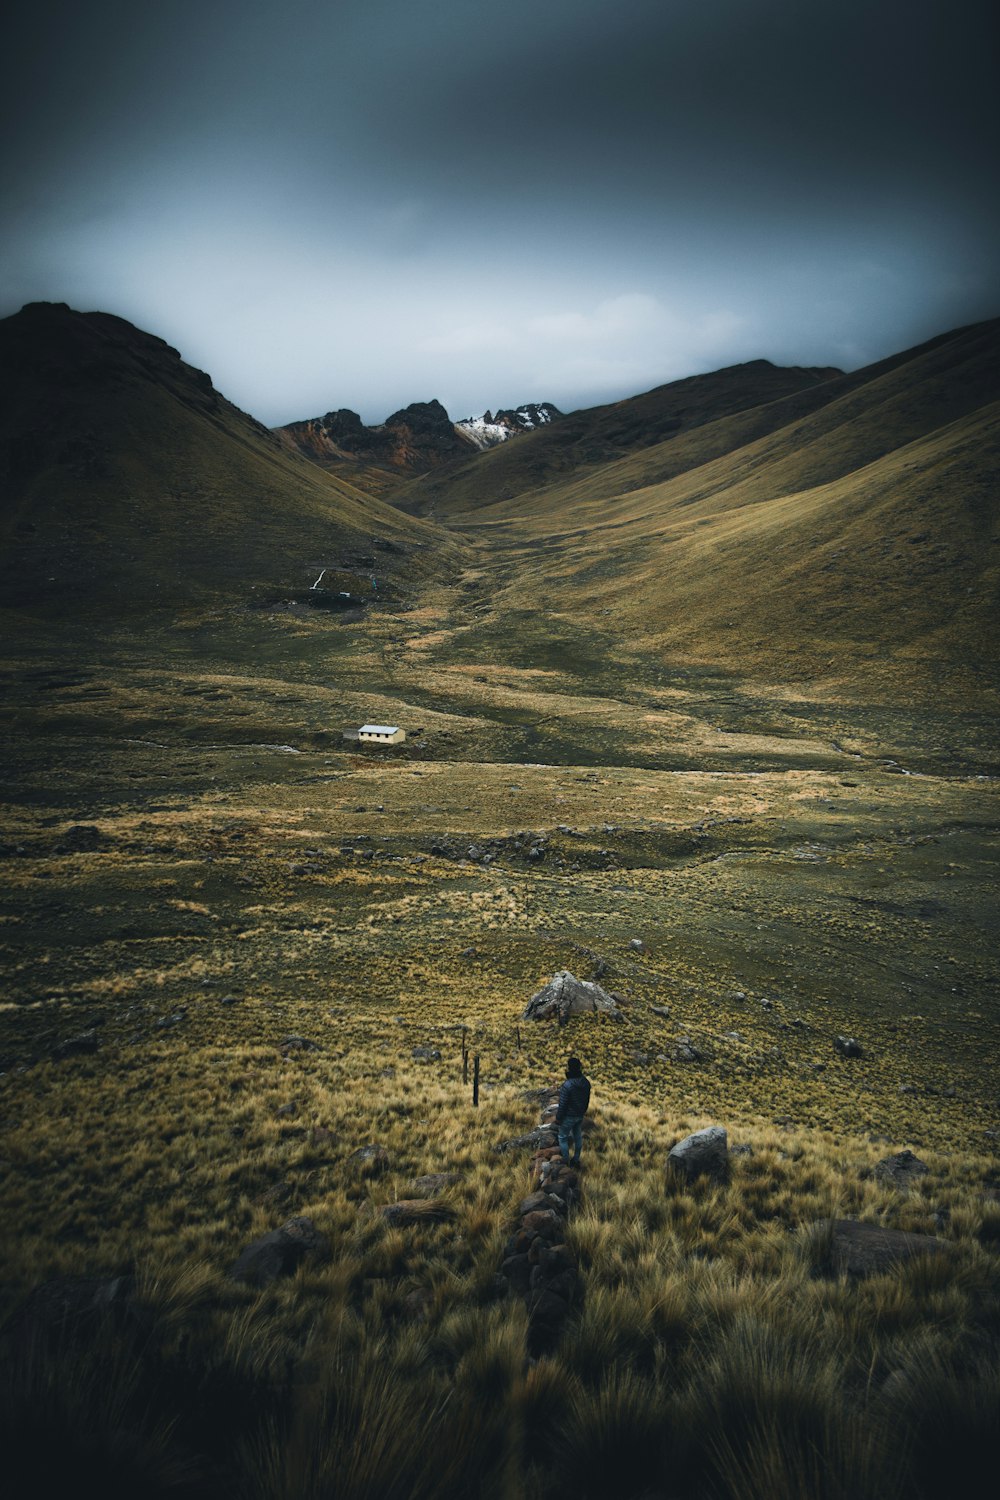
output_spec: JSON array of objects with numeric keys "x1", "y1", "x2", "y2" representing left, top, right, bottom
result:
[
  {"x1": 472, "y1": 1053, "x2": 480, "y2": 1108},
  {"x1": 462, "y1": 1027, "x2": 469, "y2": 1084},
  {"x1": 515, "y1": 1026, "x2": 521, "y2": 1051}
]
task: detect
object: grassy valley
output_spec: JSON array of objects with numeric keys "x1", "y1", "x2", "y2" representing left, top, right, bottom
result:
[{"x1": 1, "y1": 307, "x2": 998, "y2": 1497}]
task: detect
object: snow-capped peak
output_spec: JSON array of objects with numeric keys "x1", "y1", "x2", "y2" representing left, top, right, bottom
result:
[{"x1": 455, "y1": 401, "x2": 561, "y2": 450}]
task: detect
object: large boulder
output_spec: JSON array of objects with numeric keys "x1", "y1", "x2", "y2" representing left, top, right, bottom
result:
[
  {"x1": 228, "y1": 1216, "x2": 330, "y2": 1287},
  {"x1": 816, "y1": 1219, "x2": 949, "y2": 1278},
  {"x1": 667, "y1": 1126, "x2": 730, "y2": 1185},
  {"x1": 522, "y1": 970, "x2": 618, "y2": 1022}
]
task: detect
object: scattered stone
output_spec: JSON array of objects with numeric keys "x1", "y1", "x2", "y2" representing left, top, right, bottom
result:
[
  {"x1": 408, "y1": 1172, "x2": 461, "y2": 1197},
  {"x1": 730, "y1": 1143, "x2": 754, "y2": 1158},
  {"x1": 288, "y1": 861, "x2": 323, "y2": 875},
  {"x1": 346, "y1": 1144, "x2": 390, "y2": 1177},
  {"x1": 377, "y1": 1200, "x2": 455, "y2": 1227},
  {"x1": 673, "y1": 1038, "x2": 702, "y2": 1063},
  {"x1": 521, "y1": 969, "x2": 619, "y2": 1022},
  {"x1": 219, "y1": 994, "x2": 240, "y2": 1006},
  {"x1": 51, "y1": 1030, "x2": 100, "y2": 1060},
  {"x1": 155, "y1": 1011, "x2": 186, "y2": 1030},
  {"x1": 411, "y1": 1046, "x2": 441, "y2": 1061},
  {"x1": 834, "y1": 1035, "x2": 864, "y2": 1058},
  {"x1": 668, "y1": 1125, "x2": 730, "y2": 1185},
  {"x1": 629, "y1": 938, "x2": 646, "y2": 953},
  {"x1": 228, "y1": 1216, "x2": 330, "y2": 1287},
  {"x1": 814, "y1": 1219, "x2": 950, "y2": 1278},
  {"x1": 874, "y1": 1149, "x2": 930, "y2": 1192},
  {"x1": 281, "y1": 1035, "x2": 319, "y2": 1053},
  {"x1": 650, "y1": 1005, "x2": 671, "y2": 1019}
]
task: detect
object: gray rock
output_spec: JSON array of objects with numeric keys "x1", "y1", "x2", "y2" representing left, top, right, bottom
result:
[
  {"x1": 650, "y1": 1005, "x2": 671, "y2": 1018},
  {"x1": 874, "y1": 1149, "x2": 930, "y2": 1192},
  {"x1": 730, "y1": 1143, "x2": 754, "y2": 1158},
  {"x1": 228, "y1": 1216, "x2": 330, "y2": 1287},
  {"x1": 522, "y1": 969, "x2": 619, "y2": 1022},
  {"x1": 629, "y1": 938, "x2": 646, "y2": 953},
  {"x1": 411, "y1": 1045, "x2": 441, "y2": 1061},
  {"x1": 814, "y1": 1218, "x2": 949, "y2": 1278},
  {"x1": 281, "y1": 1034, "x2": 319, "y2": 1052},
  {"x1": 673, "y1": 1038, "x2": 702, "y2": 1063},
  {"x1": 668, "y1": 1125, "x2": 730, "y2": 1185},
  {"x1": 834, "y1": 1035, "x2": 864, "y2": 1058},
  {"x1": 346, "y1": 1144, "x2": 390, "y2": 1177}
]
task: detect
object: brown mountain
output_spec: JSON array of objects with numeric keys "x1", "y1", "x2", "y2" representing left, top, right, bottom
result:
[
  {"x1": 0, "y1": 303, "x2": 463, "y2": 613},
  {"x1": 276, "y1": 398, "x2": 478, "y2": 498}
]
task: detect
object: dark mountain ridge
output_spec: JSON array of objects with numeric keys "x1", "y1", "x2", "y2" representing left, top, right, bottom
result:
[{"x1": 0, "y1": 302, "x2": 463, "y2": 612}]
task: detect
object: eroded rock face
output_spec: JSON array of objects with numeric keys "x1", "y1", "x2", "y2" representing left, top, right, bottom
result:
[
  {"x1": 228, "y1": 1216, "x2": 330, "y2": 1287},
  {"x1": 667, "y1": 1125, "x2": 730, "y2": 1185},
  {"x1": 522, "y1": 970, "x2": 619, "y2": 1022}
]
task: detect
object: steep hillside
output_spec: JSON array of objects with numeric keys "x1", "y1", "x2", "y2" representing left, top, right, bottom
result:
[
  {"x1": 405, "y1": 319, "x2": 1000, "y2": 700},
  {"x1": 0, "y1": 303, "x2": 463, "y2": 613},
  {"x1": 396, "y1": 359, "x2": 843, "y2": 518}
]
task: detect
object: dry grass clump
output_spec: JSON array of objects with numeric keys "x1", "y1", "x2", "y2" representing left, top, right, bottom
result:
[{"x1": 1, "y1": 1061, "x2": 997, "y2": 1498}]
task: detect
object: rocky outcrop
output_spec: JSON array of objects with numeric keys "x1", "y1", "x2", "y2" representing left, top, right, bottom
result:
[
  {"x1": 279, "y1": 398, "x2": 475, "y2": 475},
  {"x1": 522, "y1": 970, "x2": 619, "y2": 1022},
  {"x1": 874, "y1": 1149, "x2": 929, "y2": 1192}
]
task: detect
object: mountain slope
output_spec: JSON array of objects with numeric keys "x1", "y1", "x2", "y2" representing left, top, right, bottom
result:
[
  {"x1": 395, "y1": 359, "x2": 843, "y2": 518},
  {"x1": 0, "y1": 304, "x2": 463, "y2": 612},
  {"x1": 415, "y1": 317, "x2": 1000, "y2": 699}
]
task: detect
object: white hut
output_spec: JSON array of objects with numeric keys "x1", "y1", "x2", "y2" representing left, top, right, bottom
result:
[{"x1": 358, "y1": 724, "x2": 405, "y2": 744}]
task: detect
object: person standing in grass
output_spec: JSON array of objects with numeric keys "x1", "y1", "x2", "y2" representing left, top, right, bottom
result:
[{"x1": 556, "y1": 1055, "x2": 591, "y2": 1168}]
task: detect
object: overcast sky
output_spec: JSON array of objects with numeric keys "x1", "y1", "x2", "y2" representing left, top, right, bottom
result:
[{"x1": 2, "y1": 0, "x2": 997, "y2": 425}]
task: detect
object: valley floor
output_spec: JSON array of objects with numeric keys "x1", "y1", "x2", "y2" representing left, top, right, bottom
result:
[{"x1": 1, "y1": 555, "x2": 998, "y2": 1496}]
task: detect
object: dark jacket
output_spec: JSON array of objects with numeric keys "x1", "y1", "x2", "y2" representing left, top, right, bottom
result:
[{"x1": 556, "y1": 1074, "x2": 591, "y2": 1122}]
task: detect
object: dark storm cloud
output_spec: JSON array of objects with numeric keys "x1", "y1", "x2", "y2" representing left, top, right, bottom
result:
[{"x1": 2, "y1": 1, "x2": 997, "y2": 423}]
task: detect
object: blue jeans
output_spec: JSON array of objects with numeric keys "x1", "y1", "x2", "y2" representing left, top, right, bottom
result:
[{"x1": 558, "y1": 1115, "x2": 584, "y2": 1166}]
